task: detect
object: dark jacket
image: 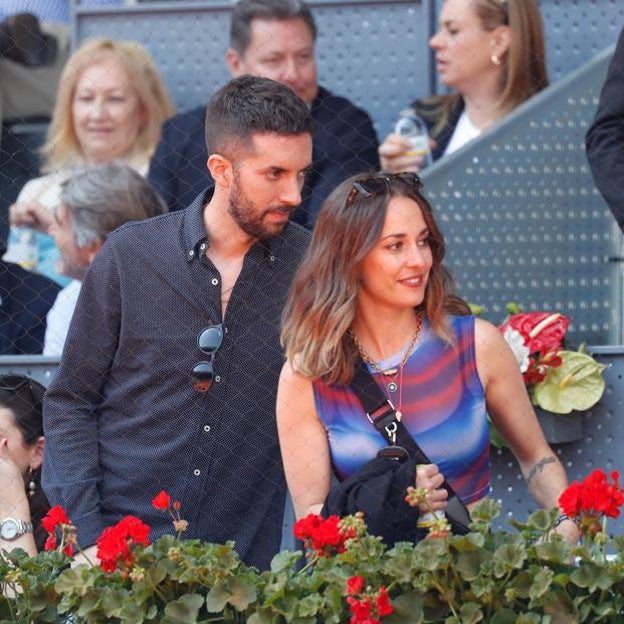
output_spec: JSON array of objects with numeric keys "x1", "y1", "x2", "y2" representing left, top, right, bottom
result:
[
  {"x1": 148, "y1": 85, "x2": 380, "y2": 228},
  {"x1": 412, "y1": 95, "x2": 465, "y2": 161},
  {"x1": 0, "y1": 259, "x2": 59, "y2": 354},
  {"x1": 586, "y1": 27, "x2": 624, "y2": 232}
]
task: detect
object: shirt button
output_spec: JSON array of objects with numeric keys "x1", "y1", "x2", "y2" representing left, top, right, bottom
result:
[
  {"x1": 203, "y1": 425, "x2": 211, "y2": 432},
  {"x1": 199, "y1": 242, "x2": 206, "y2": 251},
  {"x1": 211, "y1": 278, "x2": 219, "y2": 286},
  {"x1": 193, "y1": 469, "x2": 201, "y2": 476},
  {"x1": 269, "y1": 255, "x2": 275, "y2": 262},
  {"x1": 214, "y1": 375, "x2": 222, "y2": 383},
  {"x1": 188, "y1": 249, "x2": 195, "y2": 258}
]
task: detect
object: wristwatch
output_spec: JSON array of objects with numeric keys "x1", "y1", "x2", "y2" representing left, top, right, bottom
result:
[{"x1": 0, "y1": 518, "x2": 33, "y2": 541}]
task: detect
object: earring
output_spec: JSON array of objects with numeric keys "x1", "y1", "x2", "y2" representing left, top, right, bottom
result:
[
  {"x1": 491, "y1": 54, "x2": 501, "y2": 66},
  {"x1": 28, "y1": 468, "x2": 36, "y2": 497}
]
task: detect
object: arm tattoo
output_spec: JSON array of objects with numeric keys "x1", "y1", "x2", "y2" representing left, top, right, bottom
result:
[{"x1": 526, "y1": 456, "x2": 556, "y2": 485}]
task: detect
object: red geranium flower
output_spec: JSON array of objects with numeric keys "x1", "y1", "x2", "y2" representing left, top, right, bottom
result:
[
  {"x1": 347, "y1": 575, "x2": 365, "y2": 596},
  {"x1": 96, "y1": 515, "x2": 150, "y2": 573},
  {"x1": 41, "y1": 505, "x2": 71, "y2": 534},
  {"x1": 293, "y1": 514, "x2": 357, "y2": 557},
  {"x1": 559, "y1": 469, "x2": 624, "y2": 539},
  {"x1": 346, "y1": 577, "x2": 393, "y2": 624},
  {"x1": 152, "y1": 490, "x2": 171, "y2": 511}
]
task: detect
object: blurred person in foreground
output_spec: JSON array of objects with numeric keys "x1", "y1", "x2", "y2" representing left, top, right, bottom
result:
[
  {"x1": 149, "y1": 0, "x2": 379, "y2": 228},
  {"x1": 586, "y1": 24, "x2": 624, "y2": 233},
  {"x1": 277, "y1": 172, "x2": 578, "y2": 544},
  {"x1": 42, "y1": 76, "x2": 313, "y2": 570},
  {"x1": 44, "y1": 162, "x2": 167, "y2": 357},
  {"x1": 5, "y1": 37, "x2": 173, "y2": 285},
  {"x1": 379, "y1": 0, "x2": 548, "y2": 172},
  {"x1": 0, "y1": 375, "x2": 48, "y2": 556}
]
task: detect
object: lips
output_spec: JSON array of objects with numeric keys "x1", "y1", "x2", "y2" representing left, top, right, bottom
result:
[{"x1": 399, "y1": 275, "x2": 426, "y2": 287}]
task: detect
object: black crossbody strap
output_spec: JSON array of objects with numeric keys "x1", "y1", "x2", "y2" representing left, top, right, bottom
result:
[{"x1": 350, "y1": 355, "x2": 472, "y2": 532}]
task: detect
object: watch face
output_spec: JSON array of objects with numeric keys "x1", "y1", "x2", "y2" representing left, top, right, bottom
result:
[{"x1": 0, "y1": 518, "x2": 19, "y2": 540}]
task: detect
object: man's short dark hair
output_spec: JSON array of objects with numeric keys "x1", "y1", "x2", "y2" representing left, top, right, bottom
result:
[
  {"x1": 205, "y1": 75, "x2": 314, "y2": 157},
  {"x1": 230, "y1": 0, "x2": 317, "y2": 55}
]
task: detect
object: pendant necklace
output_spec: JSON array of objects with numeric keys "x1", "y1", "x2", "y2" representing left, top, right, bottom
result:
[{"x1": 349, "y1": 312, "x2": 423, "y2": 416}]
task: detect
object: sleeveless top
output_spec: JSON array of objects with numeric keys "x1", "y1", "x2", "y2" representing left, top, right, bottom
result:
[{"x1": 312, "y1": 315, "x2": 490, "y2": 505}]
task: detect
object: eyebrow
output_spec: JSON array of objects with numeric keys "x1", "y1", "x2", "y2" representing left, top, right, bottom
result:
[{"x1": 380, "y1": 228, "x2": 429, "y2": 241}]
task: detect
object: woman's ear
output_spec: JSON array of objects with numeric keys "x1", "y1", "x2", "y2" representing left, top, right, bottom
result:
[
  {"x1": 29, "y1": 436, "x2": 44, "y2": 472},
  {"x1": 490, "y1": 25, "x2": 511, "y2": 61}
]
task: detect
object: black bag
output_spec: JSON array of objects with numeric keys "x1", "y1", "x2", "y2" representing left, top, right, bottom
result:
[
  {"x1": 322, "y1": 354, "x2": 471, "y2": 544},
  {"x1": 322, "y1": 449, "x2": 426, "y2": 546}
]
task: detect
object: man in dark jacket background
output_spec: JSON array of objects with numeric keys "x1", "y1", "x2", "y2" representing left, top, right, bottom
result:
[{"x1": 148, "y1": 0, "x2": 379, "y2": 229}]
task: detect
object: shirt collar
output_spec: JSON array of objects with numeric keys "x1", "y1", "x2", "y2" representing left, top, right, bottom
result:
[{"x1": 182, "y1": 186, "x2": 284, "y2": 269}]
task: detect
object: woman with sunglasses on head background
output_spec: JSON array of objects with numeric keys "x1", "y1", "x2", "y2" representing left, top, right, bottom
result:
[
  {"x1": 0, "y1": 375, "x2": 48, "y2": 555},
  {"x1": 276, "y1": 172, "x2": 578, "y2": 543},
  {"x1": 379, "y1": 0, "x2": 548, "y2": 172}
]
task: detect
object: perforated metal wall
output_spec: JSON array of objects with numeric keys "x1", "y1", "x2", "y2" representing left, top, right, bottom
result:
[{"x1": 421, "y1": 46, "x2": 621, "y2": 347}]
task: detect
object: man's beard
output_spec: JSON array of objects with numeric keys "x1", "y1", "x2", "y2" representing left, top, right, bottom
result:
[{"x1": 228, "y1": 172, "x2": 294, "y2": 240}]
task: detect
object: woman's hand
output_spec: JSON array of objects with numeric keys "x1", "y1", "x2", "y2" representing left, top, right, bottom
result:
[
  {"x1": 407, "y1": 463, "x2": 448, "y2": 513},
  {"x1": 378, "y1": 133, "x2": 435, "y2": 173},
  {"x1": 552, "y1": 516, "x2": 580, "y2": 544},
  {"x1": 0, "y1": 440, "x2": 29, "y2": 520},
  {"x1": 9, "y1": 200, "x2": 54, "y2": 233}
]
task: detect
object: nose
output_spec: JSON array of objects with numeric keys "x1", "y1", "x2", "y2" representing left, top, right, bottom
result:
[
  {"x1": 88, "y1": 96, "x2": 107, "y2": 119},
  {"x1": 406, "y1": 243, "x2": 428, "y2": 266},
  {"x1": 429, "y1": 30, "x2": 443, "y2": 50},
  {"x1": 279, "y1": 58, "x2": 300, "y2": 86},
  {"x1": 280, "y1": 176, "x2": 303, "y2": 207}
]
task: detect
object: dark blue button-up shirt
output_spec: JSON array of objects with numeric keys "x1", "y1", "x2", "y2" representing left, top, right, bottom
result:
[{"x1": 42, "y1": 189, "x2": 311, "y2": 569}]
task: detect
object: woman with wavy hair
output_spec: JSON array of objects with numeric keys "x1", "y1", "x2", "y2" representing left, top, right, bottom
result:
[
  {"x1": 380, "y1": 0, "x2": 548, "y2": 172},
  {"x1": 5, "y1": 37, "x2": 174, "y2": 285},
  {"x1": 277, "y1": 172, "x2": 577, "y2": 542}
]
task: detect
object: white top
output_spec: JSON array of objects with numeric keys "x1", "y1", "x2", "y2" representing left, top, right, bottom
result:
[
  {"x1": 43, "y1": 279, "x2": 82, "y2": 356},
  {"x1": 443, "y1": 110, "x2": 482, "y2": 156}
]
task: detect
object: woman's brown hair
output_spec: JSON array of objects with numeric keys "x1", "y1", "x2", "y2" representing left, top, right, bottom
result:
[{"x1": 281, "y1": 173, "x2": 468, "y2": 385}]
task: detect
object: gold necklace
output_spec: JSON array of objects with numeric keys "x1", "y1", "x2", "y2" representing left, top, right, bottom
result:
[{"x1": 349, "y1": 312, "x2": 423, "y2": 393}]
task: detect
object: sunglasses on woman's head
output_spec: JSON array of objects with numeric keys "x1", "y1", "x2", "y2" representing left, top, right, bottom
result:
[{"x1": 345, "y1": 172, "x2": 424, "y2": 208}]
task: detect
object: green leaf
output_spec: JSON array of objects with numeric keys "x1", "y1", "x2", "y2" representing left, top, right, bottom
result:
[
  {"x1": 385, "y1": 591, "x2": 425, "y2": 623},
  {"x1": 162, "y1": 593, "x2": 204, "y2": 623},
  {"x1": 297, "y1": 593, "x2": 324, "y2": 617},
  {"x1": 532, "y1": 350, "x2": 606, "y2": 413}
]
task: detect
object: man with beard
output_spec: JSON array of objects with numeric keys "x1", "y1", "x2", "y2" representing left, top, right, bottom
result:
[
  {"x1": 148, "y1": 0, "x2": 379, "y2": 228},
  {"x1": 41, "y1": 75, "x2": 313, "y2": 570}
]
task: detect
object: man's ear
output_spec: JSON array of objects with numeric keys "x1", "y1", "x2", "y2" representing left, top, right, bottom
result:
[
  {"x1": 226, "y1": 49, "x2": 244, "y2": 76},
  {"x1": 208, "y1": 153, "x2": 233, "y2": 188},
  {"x1": 86, "y1": 239, "x2": 104, "y2": 264}
]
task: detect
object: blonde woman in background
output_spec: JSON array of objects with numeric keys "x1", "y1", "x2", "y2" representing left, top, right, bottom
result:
[
  {"x1": 379, "y1": 0, "x2": 548, "y2": 172},
  {"x1": 5, "y1": 37, "x2": 174, "y2": 285}
]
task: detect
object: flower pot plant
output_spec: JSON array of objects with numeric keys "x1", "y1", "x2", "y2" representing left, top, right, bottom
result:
[{"x1": 1, "y1": 471, "x2": 624, "y2": 623}]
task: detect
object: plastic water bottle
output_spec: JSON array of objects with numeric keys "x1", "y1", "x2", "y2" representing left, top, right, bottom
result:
[
  {"x1": 12, "y1": 228, "x2": 39, "y2": 270},
  {"x1": 417, "y1": 510, "x2": 446, "y2": 530},
  {"x1": 394, "y1": 110, "x2": 433, "y2": 168}
]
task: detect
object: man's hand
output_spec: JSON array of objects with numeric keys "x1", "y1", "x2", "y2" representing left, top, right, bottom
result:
[{"x1": 9, "y1": 200, "x2": 54, "y2": 232}]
